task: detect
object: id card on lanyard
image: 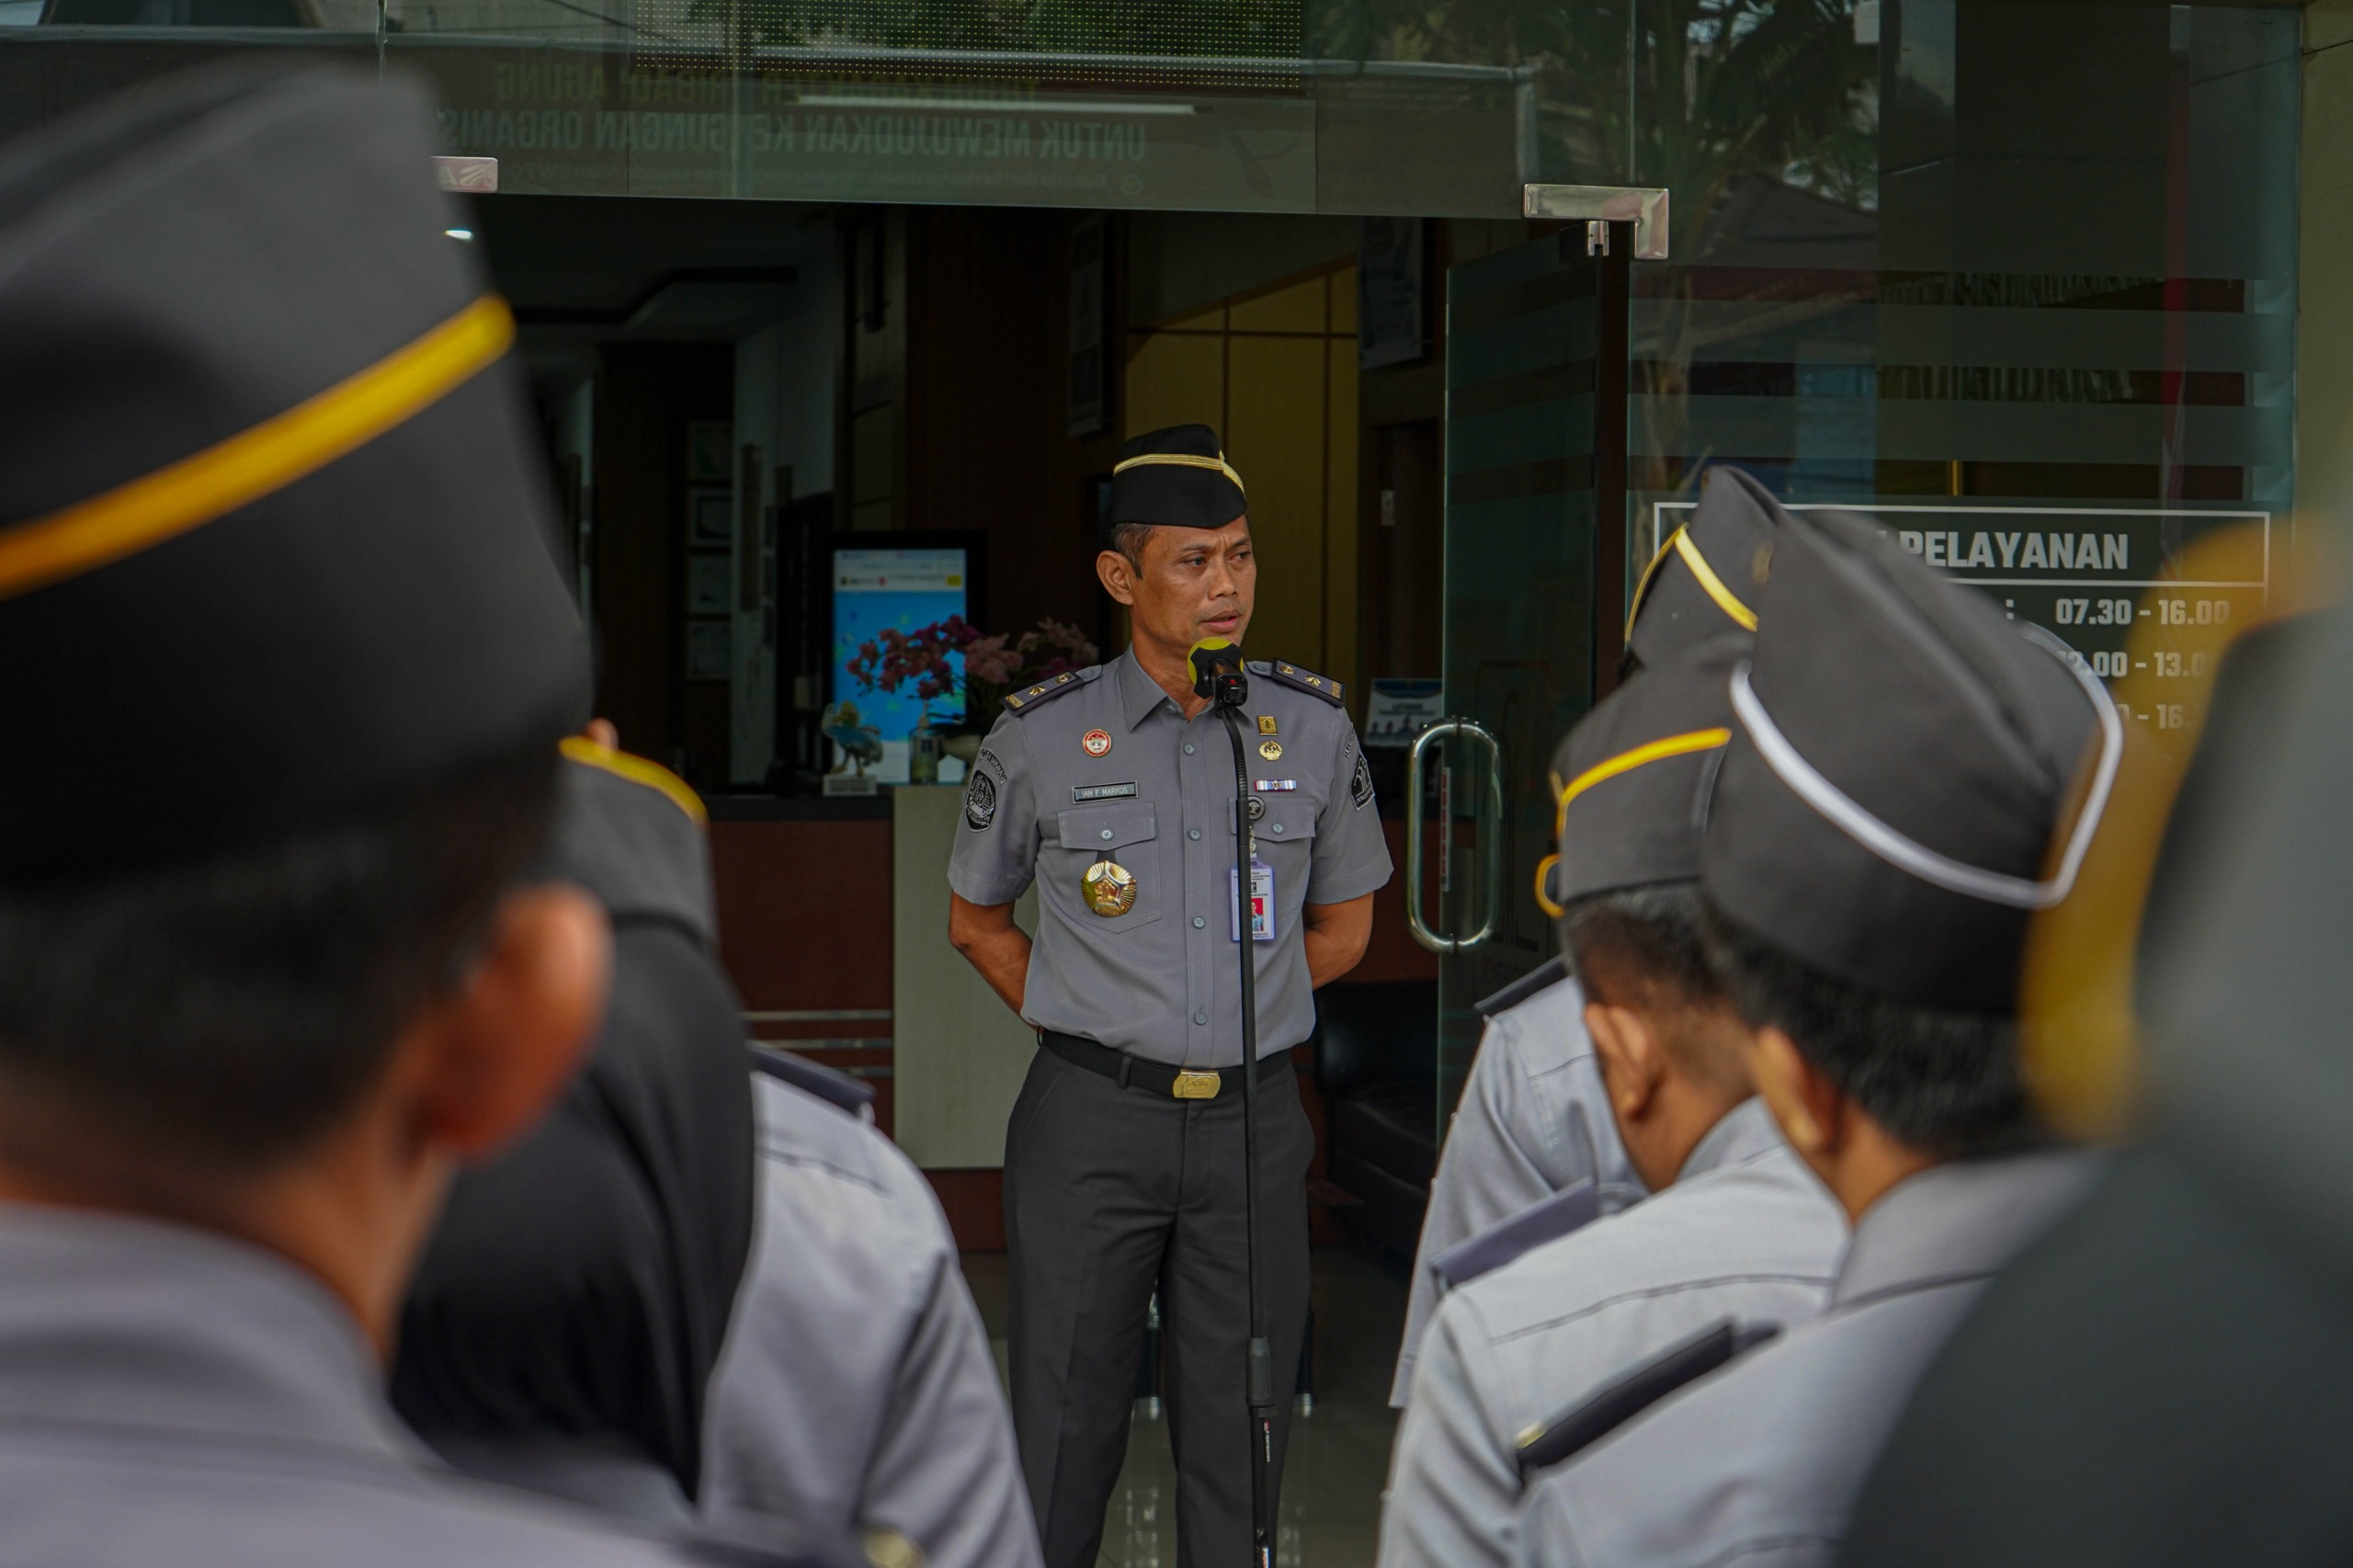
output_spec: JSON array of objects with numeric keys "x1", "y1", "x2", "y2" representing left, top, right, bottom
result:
[{"x1": 1229, "y1": 858, "x2": 1275, "y2": 942}]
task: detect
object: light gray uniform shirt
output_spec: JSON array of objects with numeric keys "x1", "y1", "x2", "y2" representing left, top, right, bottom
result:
[
  {"x1": 948, "y1": 649, "x2": 1392, "y2": 1066},
  {"x1": 1514, "y1": 1149, "x2": 2097, "y2": 1568},
  {"x1": 1381, "y1": 1098, "x2": 1846, "y2": 1568},
  {"x1": 1392, "y1": 965, "x2": 1644, "y2": 1405},
  {"x1": 0, "y1": 1203, "x2": 744, "y2": 1568},
  {"x1": 701, "y1": 1074, "x2": 1041, "y2": 1568}
]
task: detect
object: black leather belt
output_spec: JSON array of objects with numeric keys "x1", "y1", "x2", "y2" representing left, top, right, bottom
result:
[{"x1": 1040, "y1": 1030, "x2": 1290, "y2": 1100}]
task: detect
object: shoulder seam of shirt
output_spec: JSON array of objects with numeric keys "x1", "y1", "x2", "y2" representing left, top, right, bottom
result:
[
  {"x1": 1483, "y1": 1270, "x2": 1838, "y2": 1347},
  {"x1": 758, "y1": 1138, "x2": 892, "y2": 1196},
  {"x1": 1829, "y1": 1265, "x2": 2000, "y2": 1316}
]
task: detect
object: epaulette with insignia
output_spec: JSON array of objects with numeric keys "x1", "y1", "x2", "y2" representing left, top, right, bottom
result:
[
  {"x1": 750, "y1": 1044, "x2": 876, "y2": 1117},
  {"x1": 1002, "y1": 665, "x2": 1099, "y2": 716},
  {"x1": 1252, "y1": 659, "x2": 1345, "y2": 706},
  {"x1": 1474, "y1": 955, "x2": 1571, "y2": 1018},
  {"x1": 1430, "y1": 1176, "x2": 1598, "y2": 1290},
  {"x1": 1515, "y1": 1318, "x2": 1781, "y2": 1474}
]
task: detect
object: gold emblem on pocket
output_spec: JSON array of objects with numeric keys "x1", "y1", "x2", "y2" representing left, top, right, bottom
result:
[
  {"x1": 1257, "y1": 715, "x2": 1279, "y2": 736},
  {"x1": 1083, "y1": 858, "x2": 1137, "y2": 916},
  {"x1": 1259, "y1": 739, "x2": 1283, "y2": 761}
]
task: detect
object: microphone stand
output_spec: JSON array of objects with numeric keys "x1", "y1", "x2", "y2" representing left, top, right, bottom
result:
[{"x1": 1211, "y1": 679, "x2": 1277, "y2": 1568}]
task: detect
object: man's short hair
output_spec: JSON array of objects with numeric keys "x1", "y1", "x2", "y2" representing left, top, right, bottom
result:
[
  {"x1": 1108, "y1": 520, "x2": 1155, "y2": 568},
  {"x1": 1561, "y1": 883, "x2": 1744, "y2": 1094},
  {"x1": 1699, "y1": 895, "x2": 2034, "y2": 1159},
  {"x1": 0, "y1": 736, "x2": 563, "y2": 1174}
]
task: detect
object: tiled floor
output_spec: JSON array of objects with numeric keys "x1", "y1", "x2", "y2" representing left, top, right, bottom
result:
[{"x1": 960, "y1": 1245, "x2": 1408, "y2": 1568}]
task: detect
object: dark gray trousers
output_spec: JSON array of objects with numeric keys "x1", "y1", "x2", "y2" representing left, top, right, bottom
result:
[{"x1": 1003, "y1": 1046, "x2": 1313, "y2": 1568}]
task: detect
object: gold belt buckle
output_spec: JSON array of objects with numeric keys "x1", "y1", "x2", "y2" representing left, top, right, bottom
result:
[{"x1": 1171, "y1": 1070, "x2": 1222, "y2": 1100}]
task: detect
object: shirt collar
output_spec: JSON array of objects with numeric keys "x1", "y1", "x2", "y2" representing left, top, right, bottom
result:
[
  {"x1": 0, "y1": 1202, "x2": 427, "y2": 1463},
  {"x1": 1116, "y1": 647, "x2": 1187, "y2": 732},
  {"x1": 1675, "y1": 1096, "x2": 1782, "y2": 1184},
  {"x1": 1831, "y1": 1148, "x2": 2096, "y2": 1310}
]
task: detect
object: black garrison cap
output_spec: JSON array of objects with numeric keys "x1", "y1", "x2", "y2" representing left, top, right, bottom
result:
[
  {"x1": 0, "y1": 64, "x2": 586, "y2": 883},
  {"x1": 1625, "y1": 465, "x2": 1785, "y2": 667},
  {"x1": 1541, "y1": 638, "x2": 1743, "y2": 913},
  {"x1": 1705, "y1": 509, "x2": 2118, "y2": 1014},
  {"x1": 1106, "y1": 423, "x2": 1247, "y2": 542}
]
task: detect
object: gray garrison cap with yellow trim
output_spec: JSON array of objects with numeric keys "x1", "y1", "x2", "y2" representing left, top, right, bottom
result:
[
  {"x1": 1625, "y1": 465, "x2": 1785, "y2": 667},
  {"x1": 0, "y1": 63, "x2": 585, "y2": 883},
  {"x1": 1540, "y1": 637, "x2": 1742, "y2": 915}
]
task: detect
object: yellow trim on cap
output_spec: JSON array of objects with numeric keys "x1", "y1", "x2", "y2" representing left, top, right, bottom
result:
[
  {"x1": 1671, "y1": 528, "x2": 1757, "y2": 631},
  {"x1": 1533, "y1": 853, "x2": 1566, "y2": 919},
  {"x1": 1111, "y1": 450, "x2": 1247, "y2": 497},
  {"x1": 1553, "y1": 726, "x2": 1732, "y2": 838},
  {"x1": 0, "y1": 295, "x2": 516, "y2": 603},
  {"x1": 1623, "y1": 527, "x2": 1682, "y2": 640},
  {"x1": 559, "y1": 735, "x2": 709, "y2": 825},
  {"x1": 1622, "y1": 525, "x2": 1759, "y2": 641}
]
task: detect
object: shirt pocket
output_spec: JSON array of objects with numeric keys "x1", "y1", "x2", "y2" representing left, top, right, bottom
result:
[
  {"x1": 1051, "y1": 801, "x2": 1163, "y2": 931},
  {"x1": 1230, "y1": 793, "x2": 1319, "y2": 906}
]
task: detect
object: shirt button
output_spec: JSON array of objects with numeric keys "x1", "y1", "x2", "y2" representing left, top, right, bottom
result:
[
  {"x1": 1188, "y1": 828, "x2": 1201, "y2": 840},
  {"x1": 1100, "y1": 829, "x2": 1114, "y2": 841},
  {"x1": 1193, "y1": 915, "x2": 1206, "y2": 928},
  {"x1": 1193, "y1": 1010, "x2": 1209, "y2": 1025},
  {"x1": 1184, "y1": 744, "x2": 1196, "y2": 756},
  {"x1": 1270, "y1": 823, "x2": 1285, "y2": 835}
]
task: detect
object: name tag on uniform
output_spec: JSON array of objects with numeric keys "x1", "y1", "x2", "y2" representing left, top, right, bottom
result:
[
  {"x1": 1072, "y1": 782, "x2": 1138, "y2": 802},
  {"x1": 1229, "y1": 858, "x2": 1275, "y2": 942}
]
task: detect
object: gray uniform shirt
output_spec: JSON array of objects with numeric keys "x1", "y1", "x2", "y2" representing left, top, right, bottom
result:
[
  {"x1": 701, "y1": 1075, "x2": 1041, "y2": 1568},
  {"x1": 1514, "y1": 1149, "x2": 2097, "y2": 1568},
  {"x1": 948, "y1": 650, "x2": 1392, "y2": 1065},
  {"x1": 1380, "y1": 1099, "x2": 1845, "y2": 1568},
  {"x1": 1392, "y1": 971, "x2": 1643, "y2": 1406},
  {"x1": 0, "y1": 1203, "x2": 730, "y2": 1568}
]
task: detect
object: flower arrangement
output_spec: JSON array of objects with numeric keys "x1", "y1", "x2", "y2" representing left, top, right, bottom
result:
[{"x1": 846, "y1": 616, "x2": 1099, "y2": 727}]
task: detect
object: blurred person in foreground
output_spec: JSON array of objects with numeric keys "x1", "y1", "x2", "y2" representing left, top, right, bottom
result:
[
  {"x1": 0, "y1": 63, "x2": 811, "y2": 1568},
  {"x1": 1390, "y1": 465, "x2": 1788, "y2": 1405},
  {"x1": 1834, "y1": 608, "x2": 2353, "y2": 1568},
  {"x1": 1514, "y1": 506, "x2": 2113, "y2": 1567}
]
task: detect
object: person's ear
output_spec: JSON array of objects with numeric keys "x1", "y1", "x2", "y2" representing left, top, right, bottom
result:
[
  {"x1": 1586, "y1": 1001, "x2": 1664, "y2": 1125},
  {"x1": 402, "y1": 883, "x2": 610, "y2": 1159},
  {"x1": 1096, "y1": 549, "x2": 1137, "y2": 607},
  {"x1": 1749, "y1": 1026, "x2": 1844, "y2": 1160}
]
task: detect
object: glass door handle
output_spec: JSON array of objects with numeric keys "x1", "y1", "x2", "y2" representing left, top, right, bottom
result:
[{"x1": 1404, "y1": 717, "x2": 1506, "y2": 954}]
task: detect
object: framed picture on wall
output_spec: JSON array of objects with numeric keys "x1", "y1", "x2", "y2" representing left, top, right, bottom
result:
[
  {"x1": 687, "y1": 421, "x2": 733, "y2": 483},
  {"x1": 687, "y1": 619, "x2": 732, "y2": 681},
  {"x1": 688, "y1": 554, "x2": 732, "y2": 615},
  {"x1": 689, "y1": 490, "x2": 733, "y2": 549}
]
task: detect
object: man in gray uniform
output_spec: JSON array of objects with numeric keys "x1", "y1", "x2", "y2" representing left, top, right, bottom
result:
[
  {"x1": 949, "y1": 424, "x2": 1392, "y2": 1568},
  {"x1": 704, "y1": 1054, "x2": 1041, "y2": 1568},
  {"x1": 0, "y1": 65, "x2": 780, "y2": 1568},
  {"x1": 1514, "y1": 506, "x2": 2112, "y2": 1568},
  {"x1": 1390, "y1": 465, "x2": 1789, "y2": 1407},
  {"x1": 1380, "y1": 640, "x2": 1847, "y2": 1568}
]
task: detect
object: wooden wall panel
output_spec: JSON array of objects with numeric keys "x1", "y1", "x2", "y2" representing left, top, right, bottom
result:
[{"x1": 710, "y1": 819, "x2": 893, "y2": 1012}]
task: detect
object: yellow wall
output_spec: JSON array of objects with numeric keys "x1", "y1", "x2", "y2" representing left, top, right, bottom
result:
[{"x1": 1123, "y1": 265, "x2": 1361, "y2": 706}]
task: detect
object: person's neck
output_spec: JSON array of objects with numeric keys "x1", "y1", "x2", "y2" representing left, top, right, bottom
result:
[
  {"x1": 1130, "y1": 632, "x2": 1211, "y2": 721},
  {"x1": 1649, "y1": 1084, "x2": 1752, "y2": 1190},
  {"x1": 1815, "y1": 1125, "x2": 1938, "y2": 1224},
  {"x1": 0, "y1": 1105, "x2": 447, "y2": 1360}
]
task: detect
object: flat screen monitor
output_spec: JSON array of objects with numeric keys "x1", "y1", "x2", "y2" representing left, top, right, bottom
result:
[{"x1": 828, "y1": 535, "x2": 984, "y2": 784}]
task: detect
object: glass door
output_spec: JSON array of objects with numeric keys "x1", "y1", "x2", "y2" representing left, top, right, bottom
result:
[{"x1": 1410, "y1": 214, "x2": 1633, "y2": 1122}]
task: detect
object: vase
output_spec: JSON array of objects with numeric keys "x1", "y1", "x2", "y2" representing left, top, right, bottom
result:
[
  {"x1": 943, "y1": 733, "x2": 983, "y2": 767},
  {"x1": 908, "y1": 716, "x2": 943, "y2": 786}
]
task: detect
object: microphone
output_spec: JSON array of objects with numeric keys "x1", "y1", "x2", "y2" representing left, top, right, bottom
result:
[{"x1": 1188, "y1": 637, "x2": 1249, "y2": 707}]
